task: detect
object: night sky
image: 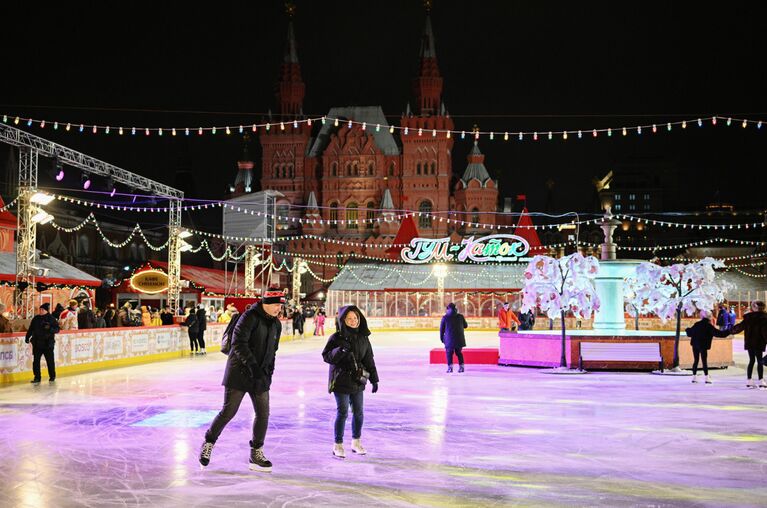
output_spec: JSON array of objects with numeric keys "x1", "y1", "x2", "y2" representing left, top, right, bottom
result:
[{"x1": 2, "y1": 1, "x2": 766, "y2": 227}]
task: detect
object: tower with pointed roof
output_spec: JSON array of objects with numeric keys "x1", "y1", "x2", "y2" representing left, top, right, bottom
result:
[
  {"x1": 399, "y1": 7, "x2": 454, "y2": 237},
  {"x1": 453, "y1": 139, "x2": 498, "y2": 233},
  {"x1": 258, "y1": 7, "x2": 312, "y2": 233}
]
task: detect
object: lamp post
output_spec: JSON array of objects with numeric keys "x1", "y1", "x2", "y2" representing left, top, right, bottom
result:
[{"x1": 433, "y1": 263, "x2": 448, "y2": 310}]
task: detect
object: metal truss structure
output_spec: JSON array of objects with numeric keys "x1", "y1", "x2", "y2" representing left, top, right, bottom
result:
[
  {"x1": 0, "y1": 123, "x2": 183, "y2": 317},
  {"x1": 244, "y1": 245, "x2": 258, "y2": 297}
]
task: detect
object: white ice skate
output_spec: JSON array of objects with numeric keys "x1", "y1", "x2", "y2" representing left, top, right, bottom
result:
[
  {"x1": 760, "y1": 379, "x2": 767, "y2": 389},
  {"x1": 691, "y1": 375, "x2": 698, "y2": 384},
  {"x1": 746, "y1": 379, "x2": 756, "y2": 389},
  {"x1": 705, "y1": 375, "x2": 713, "y2": 384},
  {"x1": 333, "y1": 443, "x2": 346, "y2": 459},
  {"x1": 351, "y1": 439, "x2": 367, "y2": 455}
]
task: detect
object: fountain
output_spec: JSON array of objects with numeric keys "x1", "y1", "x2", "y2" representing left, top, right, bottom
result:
[{"x1": 498, "y1": 208, "x2": 734, "y2": 371}]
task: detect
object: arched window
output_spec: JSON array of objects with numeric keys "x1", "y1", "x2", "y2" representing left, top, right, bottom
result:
[
  {"x1": 273, "y1": 164, "x2": 279, "y2": 178},
  {"x1": 366, "y1": 202, "x2": 375, "y2": 229},
  {"x1": 353, "y1": 163, "x2": 359, "y2": 176},
  {"x1": 388, "y1": 162, "x2": 395, "y2": 177},
  {"x1": 346, "y1": 202, "x2": 358, "y2": 229},
  {"x1": 281, "y1": 165, "x2": 287, "y2": 178},
  {"x1": 331, "y1": 162, "x2": 338, "y2": 177},
  {"x1": 346, "y1": 163, "x2": 352, "y2": 176},
  {"x1": 431, "y1": 161, "x2": 437, "y2": 174},
  {"x1": 288, "y1": 164, "x2": 294, "y2": 178},
  {"x1": 471, "y1": 208, "x2": 480, "y2": 225},
  {"x1": 419, "y1": 201, "x2": 432, "y2": 228},
  {"x1": 329, "y1": 202, "x2": 338, "y2": 229},
  {"x1": 368, "y1": 162, "x2": 375, "y2": 176},
  {"x1": 336, "y1": 251, "x2": 345, "y2": 267},
  {"x1": 416, "y1": 162, "x2": 422, "y2": 175}
]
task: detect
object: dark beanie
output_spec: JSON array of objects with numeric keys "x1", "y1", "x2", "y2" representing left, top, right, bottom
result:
[{"x1": 40, "y1": 303, "x2": 51, "y2": 311}]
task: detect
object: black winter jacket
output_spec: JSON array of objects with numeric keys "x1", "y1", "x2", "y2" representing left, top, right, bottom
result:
[
  {"x1": 184, "y1": 313, "x2": 199, "y2": 335},
  {"x1": 196, "y1": 308, "x2": 207, "y2": 331},
  {"x1": 25, "y1": 313, "x2": 60, "y2": 347},
  {"x1": 322, "y1": 305, "x2": 379, "y2": 394},
  {"x1": 440, "y1": 305, "x2": 468, "y2": 349},
  {"x1": 685, "y1": 318, "x2": 730, "y2": 350},
  {"x1": 731, "y1": 311, "x2": 767, "y2": 352},
  {"x1": 222, "y1": 303, "x2": 282, "y2": 393}
]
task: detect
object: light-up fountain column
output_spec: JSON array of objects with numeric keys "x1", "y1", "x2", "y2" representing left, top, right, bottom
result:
[{"x1": 592, "y1": 207, "x2": 641, "y2": 331}]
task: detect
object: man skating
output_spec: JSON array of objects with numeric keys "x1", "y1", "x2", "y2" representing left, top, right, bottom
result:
[{"x1": 199, "y1": 288, "x2": 284, "y2": 471}]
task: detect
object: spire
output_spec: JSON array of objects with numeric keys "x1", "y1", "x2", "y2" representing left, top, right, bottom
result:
[
  {"x1": 238, "y1": 133, "x2": 252, "y2": 163},
  {"x1": 381, "y1": 188, "x2": 395, "y2": 210},
  {"x1": 461, "y1": 141, "x2": 491, "y2": 184},
  {"x1": 419, "y1": 13, "x2": 437, "y2": 59},
  {"x1": 412, "y1": 10, "x2": 443, "y2": 116},
  {"x1": 307, "y1": 191, "x2": 318, "y2": 210},
  {"x1": 284, "y1": 20, "x2": 299, "y2": 64},
  {"x1": 276, "y1": 6, "x2": 305, "y2": 117}
]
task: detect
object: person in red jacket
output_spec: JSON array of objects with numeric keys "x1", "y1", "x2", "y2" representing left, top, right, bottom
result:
[{"x1": 498, "y1": 302, "x2": 520, "y2": 332}]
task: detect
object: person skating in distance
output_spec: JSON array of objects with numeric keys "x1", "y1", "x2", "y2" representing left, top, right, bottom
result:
[
  {"x1": 322, "y1": 305, "x2": 379, "y2": 459},
  {"x1": 440, "y1": 302, "x2": 469, "y2": 373}
]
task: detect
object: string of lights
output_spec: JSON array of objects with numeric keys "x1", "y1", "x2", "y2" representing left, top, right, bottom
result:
[
  {"x1": 618, "y1": 214, "x2": 766, "y2": 230},
  {"x1": 54, "y1": 193, "x2": 598, "y2": 231},
  {"x1": 0, "y1": 197, "x2": 18, "y2": 212},
  {"x1": 5, "y1": 113, "x2": 765, "y2": 141},
  {"x1": 731, "y1": 266, "x2": 767, "y2": 279},
  {"x1": 657, "y1": 252, "x2": 767, "y2": 263},
  {"x1": 616, "y1": 238, "x2": 767, "y2": 252}
]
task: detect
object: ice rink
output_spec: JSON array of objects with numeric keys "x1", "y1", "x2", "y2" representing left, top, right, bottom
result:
[{"x1": 1, "y1": 330, "x2": 766, "y2": 507}]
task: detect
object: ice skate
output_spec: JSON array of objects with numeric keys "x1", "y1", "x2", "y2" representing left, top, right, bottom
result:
[
  {"x1": 351, "y1": 439, "x2": 366, "y2": 455},
  {"x1": 249, "y1": 447, "x2": 272, "y2": 472},
  {"x1": 333, "y1": 443, "x2": 346, "y2": 459},
  {"x1": 199, "y1": 441, "x2": 214, "y2": 467}
]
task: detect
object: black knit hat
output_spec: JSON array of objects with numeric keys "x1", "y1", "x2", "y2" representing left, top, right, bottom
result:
[{"x1": 40, "y1": 303, "x2": 50, "y2": 311}]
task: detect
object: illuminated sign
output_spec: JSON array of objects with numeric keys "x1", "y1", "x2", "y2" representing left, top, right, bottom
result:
[
  {"x1": 130, "y1": 269, "x2": 169, "y2": 294},
  {"x1": 401, "y1": 235, "x2": 530, "y2": 264}
]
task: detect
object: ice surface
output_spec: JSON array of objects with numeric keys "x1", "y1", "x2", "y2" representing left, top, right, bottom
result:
[{"x1": 1, "y1": 331, "x2": 765, "y2": 507}]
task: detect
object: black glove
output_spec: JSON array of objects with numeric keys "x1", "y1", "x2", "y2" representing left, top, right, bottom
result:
[
  {"x1": 372, "y1": 382, "x2": 378, "y2": 393},
  {"x1": 25, "y1": 338, "x2": 30, "y2": 344}
]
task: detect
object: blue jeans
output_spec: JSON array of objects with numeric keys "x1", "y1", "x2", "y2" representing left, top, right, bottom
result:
[{"x1": 334, "y1": 391, "x2": 364, "y2": 443}]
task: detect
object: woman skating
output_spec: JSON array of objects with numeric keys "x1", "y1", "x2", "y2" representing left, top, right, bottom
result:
[{"x1": 322, "y1": 305, "x2": 379, "y2": 458}]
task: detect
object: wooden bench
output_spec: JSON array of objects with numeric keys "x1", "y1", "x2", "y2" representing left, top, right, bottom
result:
[{"x1": 579, "y1": 342, "x2": 663, "y2": 371}]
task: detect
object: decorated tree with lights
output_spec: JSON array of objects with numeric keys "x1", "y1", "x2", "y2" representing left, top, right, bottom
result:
[
  {"x1": 631, "y1": 257, "x2": 731, "y2": 371},
  {"x1": 521, "y1": 253, "x2": 601, "y2": 369},
  {"x1": 624, "y1": 276, "x2": 643, "y2": 331}
]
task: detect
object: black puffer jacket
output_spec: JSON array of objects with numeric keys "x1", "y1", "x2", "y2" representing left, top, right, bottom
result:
[
  {"x1": 322, "y1": 305, "x2": 379, "y2": 394},
  {"x1": 222, "y1": 303, "x2": 282, "y2": 393},
  {"x1": 685, "y1": 318, "x2": 730, "y2": 350},
  {"x1": 440, "y1": 303, "x2": 468, "y2": 349}
]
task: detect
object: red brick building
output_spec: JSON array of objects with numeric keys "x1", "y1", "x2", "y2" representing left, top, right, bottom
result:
[{"x1": 230, "y1": 15, "x2": 500, "y2": 290}]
